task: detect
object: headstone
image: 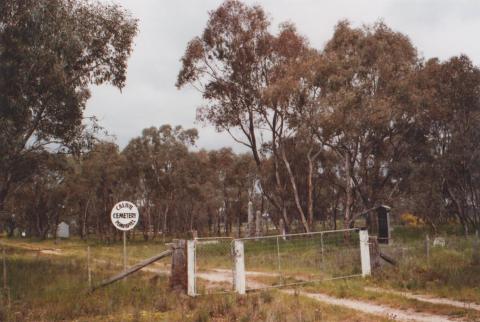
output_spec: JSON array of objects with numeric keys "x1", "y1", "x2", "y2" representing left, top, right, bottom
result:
[
  {"x1": 262, "y1": 213, "x2": 269, "y2": 233},
  {"x1": 433, "y1": 237, "x2": 445, "y2": 247},
  {"x1": 189, "y1": 229, "x2": 198, "y2": 239},
  {"x1": 255, "y1": 210, "x2": 262, "y2": 237},
  {"x1": 279, "y1": 218, "x2": 286, "y2": 240},
  {"x1": 57, "y1": 221, "x2": 70, "y2": 239}
]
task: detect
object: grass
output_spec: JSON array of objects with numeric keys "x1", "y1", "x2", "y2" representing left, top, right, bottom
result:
[
  {"x1": 300, "y1": 278, "x2": 480, "y2": 321},
  {"x1": 0, "y1": 246, "x2": 384, "y2": 322},
  {"x1": 0, "y1": 236, "x2": 170, "y2": 271},
  {"x1": 2, "y1": 226, "x2": 480, "y2": 320},
  {"x1": 372, "y1": 243, "x2": 480, "y2": 303},
  {"x1": 364, "y1": 226, "x2": 480, "y2": 304},
  {"x1": 196, "y1": 231, "x2": 361, "y2": 277}
]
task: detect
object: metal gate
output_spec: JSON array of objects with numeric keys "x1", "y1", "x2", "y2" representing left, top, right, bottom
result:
[
  {"x1": 193, "y1": 237, "x2": 235, "y2": 295},
  {"x1": 189, "y1": 229, "x2": 371, "y2": 296}
]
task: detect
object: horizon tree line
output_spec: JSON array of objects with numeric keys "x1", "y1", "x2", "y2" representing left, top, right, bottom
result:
[{"x1": 1, "y1": 0, "x2": 479, "y2": 239}]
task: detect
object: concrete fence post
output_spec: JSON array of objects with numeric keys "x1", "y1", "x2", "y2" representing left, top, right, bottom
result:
[
  {"x1": 187, "y1": 240, "x2": 196, "y2": 296},
  {"x1": 233, "y1": 240, "x2": 246, "y2": 295},
  {"x1": 359, "y1": 229, "x2": 371, "y2": 277}
]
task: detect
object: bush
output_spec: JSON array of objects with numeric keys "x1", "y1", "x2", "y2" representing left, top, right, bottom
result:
[{"x1": 400, "y1": 213, "x2": 425, "y2": 228}]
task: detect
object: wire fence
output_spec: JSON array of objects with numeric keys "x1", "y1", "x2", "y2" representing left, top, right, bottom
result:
[
  {"x1": 378, "y1": 233, "x2": 480, "y2": 268},
  {"x1": 194, "y1": 237, "x2": 234, "y2": 295},
  {"x1": 239, "y1": 228, "x2": 362, "y2": 290}
]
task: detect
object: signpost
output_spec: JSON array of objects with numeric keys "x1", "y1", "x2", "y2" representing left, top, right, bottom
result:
[{"x1": 111, "y1": 201, "x2": 139, "y2": 272}]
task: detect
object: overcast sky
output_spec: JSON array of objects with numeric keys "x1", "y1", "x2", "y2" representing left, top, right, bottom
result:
[{"x1": 87, "y1": 0, "x2": 480, "y2": 151}]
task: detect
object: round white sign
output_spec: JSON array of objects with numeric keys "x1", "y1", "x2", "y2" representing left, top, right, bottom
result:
[{"x1": 110, "y1": 201, "x2": 139, "y2": 231}]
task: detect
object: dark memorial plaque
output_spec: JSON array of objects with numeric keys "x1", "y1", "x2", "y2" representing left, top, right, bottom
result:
[{"x1": 377, "y1": 206, "x2": 390, "y2": 244}]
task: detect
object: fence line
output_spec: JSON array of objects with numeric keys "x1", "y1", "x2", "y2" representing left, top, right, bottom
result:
[
  {"x1": 236, "y1": 228, "x2": 360, "y2": 241},
  {"x1": 190, "y1": 228, "x2": 368, "y2": 296}
]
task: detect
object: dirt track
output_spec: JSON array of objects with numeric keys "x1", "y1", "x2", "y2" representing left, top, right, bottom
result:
[{"x1": 3, "y1": 242, "x2": 475, "y2": 321}]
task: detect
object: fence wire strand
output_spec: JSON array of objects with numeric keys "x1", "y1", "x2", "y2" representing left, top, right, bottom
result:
[{"x1": 241, "y1": 229, "x2": 362, "y2": 290}]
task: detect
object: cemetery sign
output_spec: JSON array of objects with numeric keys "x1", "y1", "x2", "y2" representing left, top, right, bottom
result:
[{"x1": 110, "y1": 201, "x2": 139, "y2": 231}]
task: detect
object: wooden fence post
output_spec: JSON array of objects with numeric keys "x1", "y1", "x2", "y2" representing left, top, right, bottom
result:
[
  {"x1": 2, "y1": 248, "x2": 6, "y2": 291},
  {"x1": 170, "y1": 240, "x2": 187, "y2": 292},
  {"x1": 87, "y1": 246, "x2": 92, "y2": 289},
  {"x1": 2, "y1": 247, "x2": 9, "y2": 309},
  {"x1": 473, "y1": 230, "x2": 480, "y2": 265}
]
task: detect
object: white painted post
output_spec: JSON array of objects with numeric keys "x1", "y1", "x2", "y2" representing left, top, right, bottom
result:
[
  {"x1": 233, "y1": 240, "x2": 246, "y2": 295},
  {"x1": 359, "y1": 230, "x2": 371, "y2": 277},
  {"x1": 187, "y1": 240, "x2": 196, "y2": 297}
]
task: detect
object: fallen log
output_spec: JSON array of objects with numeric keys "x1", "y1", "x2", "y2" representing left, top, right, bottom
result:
[{"x1": 90, "y1": 249, "x2": 172, "y2": 292}]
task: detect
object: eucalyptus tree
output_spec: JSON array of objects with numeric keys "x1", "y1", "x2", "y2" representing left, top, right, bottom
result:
[
  {"x1": 8, "y1": 154, "x2": 70, "y2": 239},
  {"x1": 0, "y1": 0, "x2": 138, "y2": 212},
  {"x1": 79, "y1": 142, "x2": 126, "y2": 240},
  {"x1": 310, "y1": 21, "x2": 420, "y2": 227},
  {"x1": 177, "y1": 0, "x2": 313, "y2": 232},
  {"x1": 413, "y1": 56, "x2": 480, "y2": 232},
  {"x1": 123, "y1": 125, "x2": 198, "y2": 239}
]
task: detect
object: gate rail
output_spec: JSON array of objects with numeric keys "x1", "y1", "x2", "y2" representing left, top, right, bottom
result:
[{"x1": 188, "y1": 229, "x2": 371, "y2": 296}]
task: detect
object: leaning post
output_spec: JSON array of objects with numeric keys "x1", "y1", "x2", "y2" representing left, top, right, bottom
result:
[
  {"x1": 359, "y1": 229, "x2": 371, "y2": 277},
  {"x1": 233, "y1": 240, "x2": 246, "y2": 295}
]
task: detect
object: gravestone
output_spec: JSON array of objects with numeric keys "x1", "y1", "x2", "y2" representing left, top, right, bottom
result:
[
  {"x1": 279, "y1": 218, "x2": 286, "y2": 240},
  {"x1": 57, "y1": 221, "x2": 70, "y2": 239},
  {"x1": 255, "y1": 210, "x2": 262, "y2": 237},
  {"x1": 433, "y1": 237, "x2": 446, "y2": 247}
]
